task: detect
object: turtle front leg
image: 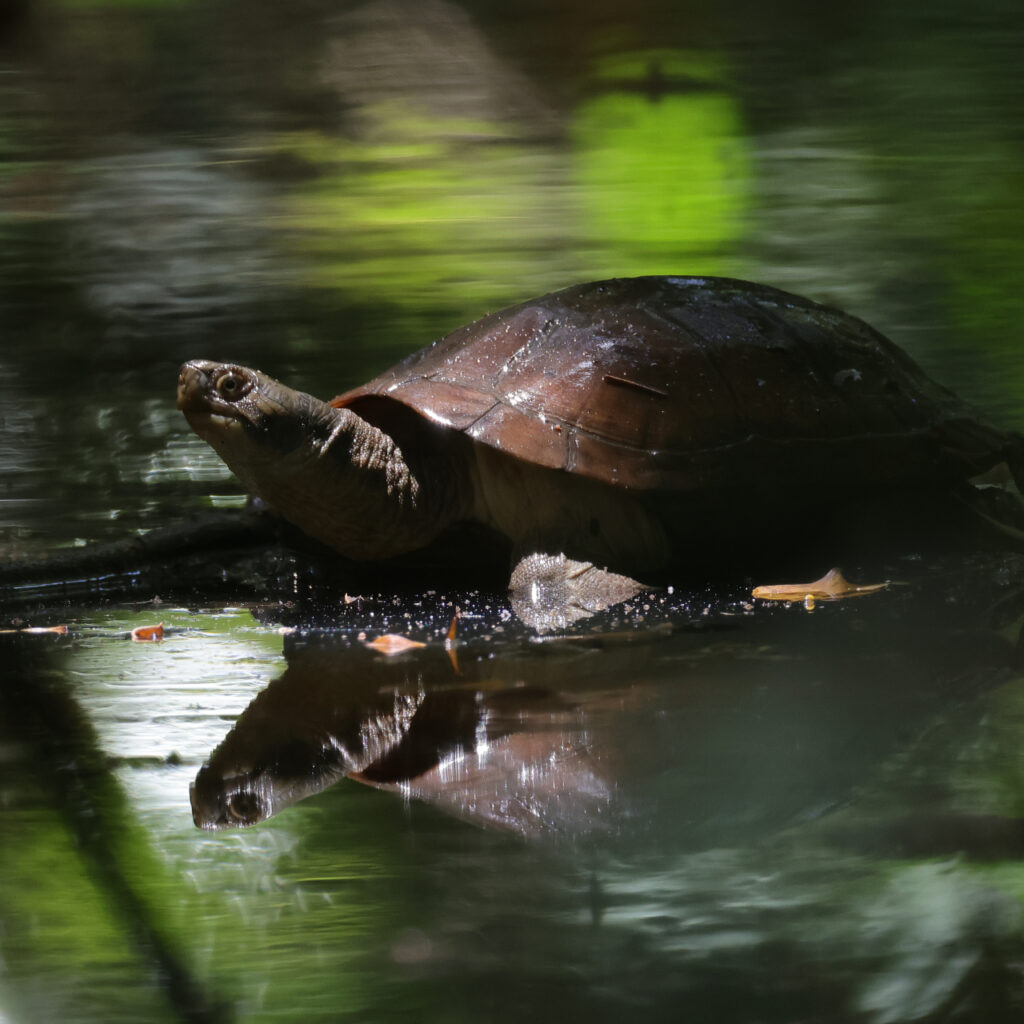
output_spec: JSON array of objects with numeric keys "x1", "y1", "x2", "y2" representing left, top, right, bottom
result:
[{"x1": 508, "y1": 551, "x2": 647, "y2": 631}]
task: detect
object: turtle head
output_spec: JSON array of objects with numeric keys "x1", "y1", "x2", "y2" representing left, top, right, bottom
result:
[
  {"x1": 177, "y1": 360, "x2": 452, "y2": 561},
  {"x1": 177, "y1": 360, "x2": 334, "y2": 457}
]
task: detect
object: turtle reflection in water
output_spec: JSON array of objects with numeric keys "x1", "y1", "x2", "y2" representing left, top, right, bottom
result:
[
  {"x1": 178, "y1": 277, "x2": 1024, "y2": 628},
  {"x1": 191, "y1": 646, "x2": 618, "y2": 835},
  {"x1": 191, "y1": 573, "x2": 1022, "y2": 841}
]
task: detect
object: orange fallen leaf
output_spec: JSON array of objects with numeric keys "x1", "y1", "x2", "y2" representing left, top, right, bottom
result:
[
  {"x1": 131, "y1": 622, "x2": 164, "y2": 642},
  {"x1": 752, "y1": 568, "x2": 889, "y2": 603},
  {"x1": 364, "y1": 634, "x2": 426, "y2": 655},
  {"x1": 444, "y1": 609, "x2": 461, "y2": 673},
  {"x1": 0, "y1": 624, "x2": 69, "y2": 635}
]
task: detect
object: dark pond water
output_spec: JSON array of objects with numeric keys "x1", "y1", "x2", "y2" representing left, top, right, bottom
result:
[{"x1": 3, "y1": 1, "x2": 1024, "y2": 1022}]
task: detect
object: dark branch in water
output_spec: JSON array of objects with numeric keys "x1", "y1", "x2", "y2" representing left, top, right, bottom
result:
[
  {"x1": 0, "y1": 508, "x2": 283, "y2": 610},
  {"x1": 0, "y1": 506, "x2": 511, "y2": 618}
]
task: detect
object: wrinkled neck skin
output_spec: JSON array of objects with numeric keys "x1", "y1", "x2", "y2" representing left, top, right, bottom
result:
[{"x1": 191, "y1": 380, "x2": 467, "y2": 562}]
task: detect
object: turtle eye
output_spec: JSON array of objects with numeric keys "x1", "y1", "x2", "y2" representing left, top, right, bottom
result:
[
  {"x1": 225, "y1": 790, "x2": 263, "y2": 824},
  {"x1": 216, "y1": 371, "x2": 250, "y2": 402}
]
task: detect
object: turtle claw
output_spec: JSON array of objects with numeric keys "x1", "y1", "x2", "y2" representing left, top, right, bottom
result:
[{"x1": 509, "y1": 552, "x2": 646, "y2": 632}]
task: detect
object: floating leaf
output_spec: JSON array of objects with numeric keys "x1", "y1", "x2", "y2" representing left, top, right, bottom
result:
[
  {"x1": 752, "y1": 568, "x2": 889, "y2": 603},
  {"x1": 0, "y1": 624, "x2": 68, "y2": 635},
  {"x1": 130, "y1": 623, "x2": 164, "y2": 643},
  {"x1": 364, "y1": 634, "x2": 426, "y2": 656}
]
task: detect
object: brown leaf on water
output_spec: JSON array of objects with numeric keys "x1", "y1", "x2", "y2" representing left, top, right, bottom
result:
[
  {"x1": 364, "y1": 634, "x2": 427, "y2": 656},
  {"x1": 752, "y1": 568, "x2": 889, "y2": 603},
  {"x1": 0, "y1": 624, "x2": 69, "y2": 635},
  {"x1": 130, "y1": 622, "x2": 164, "y2": 642},
  {"x1": 444, "y1": 609, "x2": 461, "y2": 673}
]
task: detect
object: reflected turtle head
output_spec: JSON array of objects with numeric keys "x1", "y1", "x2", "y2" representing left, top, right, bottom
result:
[
  {"x1": 189, "y1": 733, "x2": 352, "y2": 830},
  {"x1": 190, "y1": 765, "x2": 273, "y2": 830}
]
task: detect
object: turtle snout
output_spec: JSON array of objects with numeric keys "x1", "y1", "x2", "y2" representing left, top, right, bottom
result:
[{"x1": 177, "y1": 362, "x2": 210, "y2": 412}]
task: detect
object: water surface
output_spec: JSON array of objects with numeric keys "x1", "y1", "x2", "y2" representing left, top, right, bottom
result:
[{"x1": 2, "y1": 1, "x2": 1024, "y2": 1021}]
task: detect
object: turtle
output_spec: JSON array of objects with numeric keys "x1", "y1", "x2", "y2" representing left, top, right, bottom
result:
[{"x1": 177, "y1": 276, "x2": 1023, "y2": 620}]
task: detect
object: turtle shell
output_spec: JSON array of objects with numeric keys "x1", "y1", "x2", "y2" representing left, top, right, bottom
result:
[{"x1": 332, "y1": 277, "x2": 1003, "y2": 494}]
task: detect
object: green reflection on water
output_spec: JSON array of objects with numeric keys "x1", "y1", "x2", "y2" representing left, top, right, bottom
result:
[
  {"x1": 8, "y1": 585, "x2": 1024, "y2": 1021},
  {"x1": 0, "y1": 634, "x2": 207, "y2": 1022},
  {"x1": 0, "y1": 612, "x2": 417, "y2": 1022},
  {"x1": 166, "y1": 796, "x2": 413, "y2": 1022},
  {"x1": 1, "y1": 806, "x2": 177, "y2": 1023},
  {"x1": 938, "y1": 162, "x2": 1024, "y2": 408},
  {"x1": 273, "y1": 49, "x2": 750, "y2": 318},
  {"x1": 572, "y1": 51, "x2": 750, "y2": 278},
  {"x1": 280, "y1": 119, "x2": 571, "y2": 316}
]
